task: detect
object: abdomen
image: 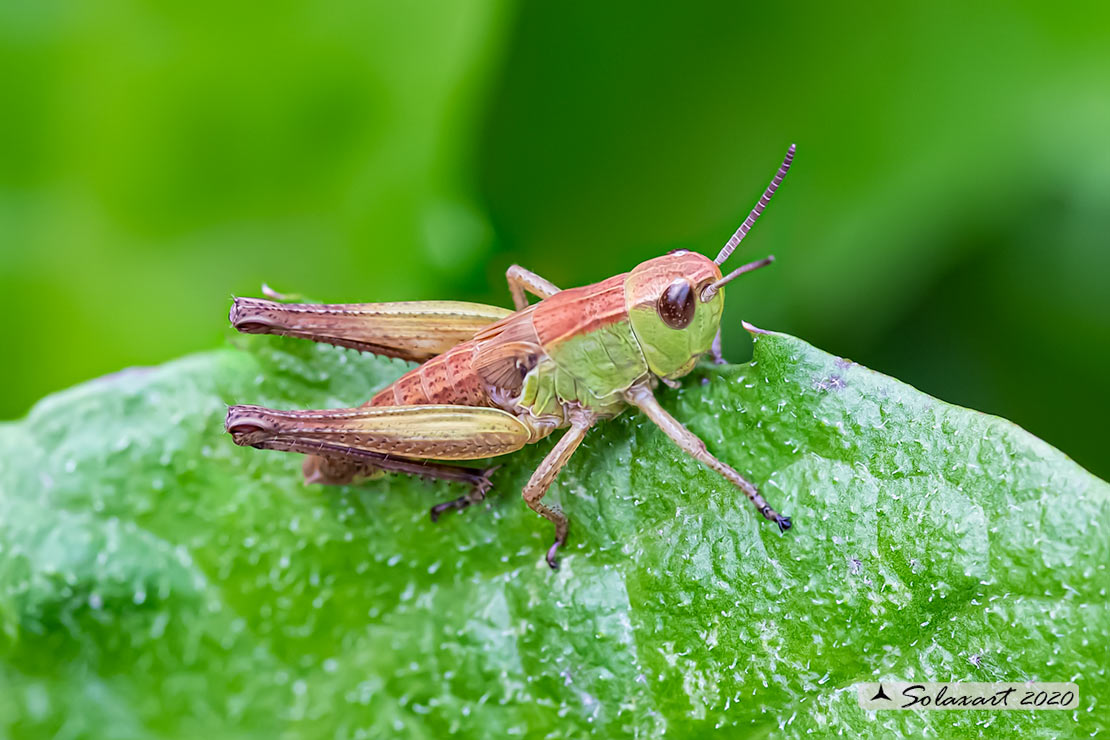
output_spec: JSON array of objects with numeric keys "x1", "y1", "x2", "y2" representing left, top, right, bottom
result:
[{"x1": 369, "y1": 342, "x2": 491, "y2": 408}]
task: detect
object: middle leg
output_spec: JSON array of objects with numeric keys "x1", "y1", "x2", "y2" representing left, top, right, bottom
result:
[{"x1": 521, "y1": 411, "x2": 595, "y2": 569}]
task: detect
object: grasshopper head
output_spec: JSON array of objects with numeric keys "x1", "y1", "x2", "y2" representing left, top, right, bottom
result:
[
  {"x1": 626, "y1": 144, "x2": 795, "y2": 380},
  {"x1": 626, "y1": 251, "x2": 728, "y2": 379}
]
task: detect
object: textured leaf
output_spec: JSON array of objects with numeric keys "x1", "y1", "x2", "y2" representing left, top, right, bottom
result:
[{"x1": 1, "y1": 327, "x2": 1106, "y2": 738}]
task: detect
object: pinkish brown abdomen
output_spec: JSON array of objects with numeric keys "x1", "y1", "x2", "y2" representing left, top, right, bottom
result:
[{"x1": 368, "y1": 341, "x2": 491, "y2": 408}]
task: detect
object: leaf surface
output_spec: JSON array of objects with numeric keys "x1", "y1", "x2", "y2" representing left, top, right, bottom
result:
[{"x1": 1, "y1": 328, "x2": 1106, "y2": 738}]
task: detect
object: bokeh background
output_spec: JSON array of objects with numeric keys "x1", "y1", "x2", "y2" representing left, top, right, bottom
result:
[{"x1": 2, "y1": 0, "x2": 1107, "y2": 478}]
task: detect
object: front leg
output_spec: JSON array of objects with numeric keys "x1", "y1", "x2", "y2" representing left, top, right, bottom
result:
[
  {"x1": 709, "y1": 328, "x2": 727, "y2": 365},
  {"x1": 505, "y1": 265, "x2": 560, "y2": 310},
  {"x1": 625, "y1": 385, "x2": 791, "y2": 531},
  {"x1": 521, "y1": 410, "x2": 595, "y2": 569}
]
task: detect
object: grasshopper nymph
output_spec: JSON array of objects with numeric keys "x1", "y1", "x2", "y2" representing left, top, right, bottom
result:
[{"x1": 227, "y1": 145, "x2": 796, "y2": 568}]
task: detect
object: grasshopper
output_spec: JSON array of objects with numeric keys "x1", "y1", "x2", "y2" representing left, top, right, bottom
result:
[{"x1": 226, "y1": 145, "x2": 795, "y2": 569}]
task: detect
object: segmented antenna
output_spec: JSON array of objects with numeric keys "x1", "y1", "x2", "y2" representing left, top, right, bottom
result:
[
  {"x1": 714, "y1": 144, "x2": 795, "y2": 266},
  {"x1": 701, "y1": 255, "x2": 774, "y2": 302}
]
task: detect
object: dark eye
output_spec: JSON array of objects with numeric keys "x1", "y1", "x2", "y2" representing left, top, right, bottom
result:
[{"x1": 657, "y1": 279, "x2": 696, "y2": 329}]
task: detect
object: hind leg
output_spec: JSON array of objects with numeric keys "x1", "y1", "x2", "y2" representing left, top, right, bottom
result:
[
  {"x1": 227, "y1": 402, "x2": 536, "y2": 531},
  {"x1": 428, "y1": 466, "x2": 499, "y2": 522},
  {"x1": 303, "y1": 454, "x2": 386, "y2": 485},
  {"x1": 302, "y1": 449, "x2": 497, "y2": 521}
]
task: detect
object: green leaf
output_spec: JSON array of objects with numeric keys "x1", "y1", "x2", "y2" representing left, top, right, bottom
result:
[{"x1": 1, "y1": 327, "x2": 1107, "y2": 738}]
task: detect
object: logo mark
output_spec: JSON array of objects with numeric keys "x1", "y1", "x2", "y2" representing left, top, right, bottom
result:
[{"x1": 856, "y1": 682, "x2": 1079, "y2": 711}]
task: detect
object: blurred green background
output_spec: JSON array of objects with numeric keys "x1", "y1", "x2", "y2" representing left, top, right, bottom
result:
[{"x1": 1, "y1": 0, "x2": 1107, "y2": 478}]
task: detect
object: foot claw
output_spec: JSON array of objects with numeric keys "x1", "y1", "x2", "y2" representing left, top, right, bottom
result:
[
  {"x1": 429, "y1": 466, "x2": 498, "y2": 523},
  {"x1": 545, "y1": 541, "x2": 562, "y2": 570},
  {"x1": 776, "y1": 515, "x2": 792, "y2": 532},
  {"x1": 428, "y1": 501, "x2": 454, "y2": 523}
]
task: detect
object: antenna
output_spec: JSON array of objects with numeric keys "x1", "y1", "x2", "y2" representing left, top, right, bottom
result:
[
  {"x1": 714, "y1": 144, "x2": 795, "y2": 266},
  {"x1": 701, "y1": 256, "x2": 774, "y2": 302}
]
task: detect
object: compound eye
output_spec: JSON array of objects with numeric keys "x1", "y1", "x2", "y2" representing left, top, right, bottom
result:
[{"x1": 657, "y1": 279, "x2": 696, "y2": 329}]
